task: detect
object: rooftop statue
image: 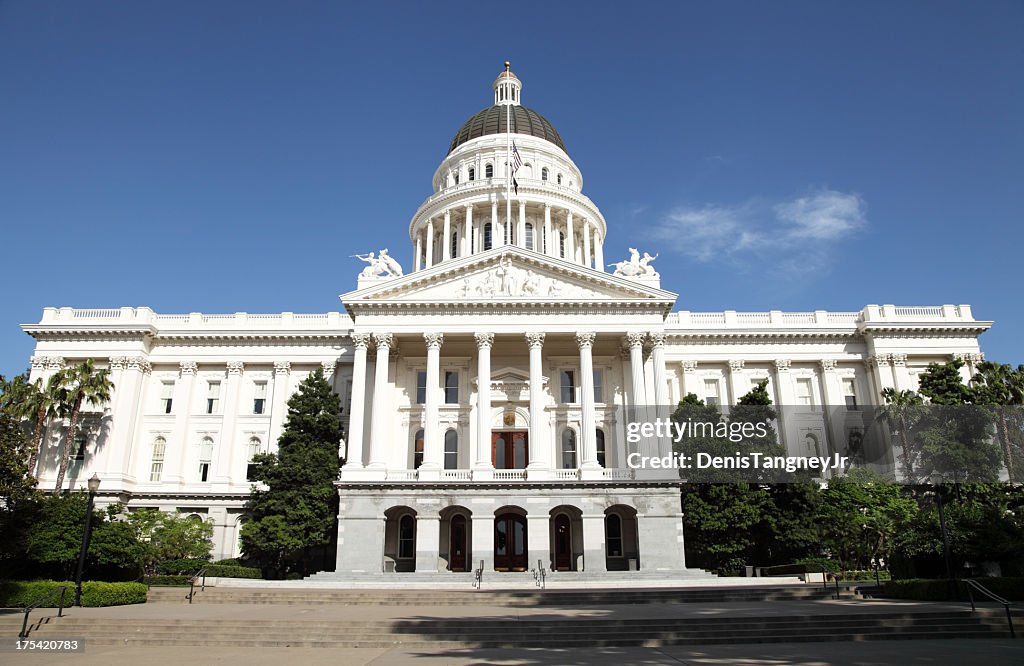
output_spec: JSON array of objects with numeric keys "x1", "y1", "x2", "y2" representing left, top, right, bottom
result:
[
  {"x1": 612, "y1": 248, "x2": 659, "y2": 278},
  {"x1": 354, "y1": 249, "x2": 403, "y2": 278}
]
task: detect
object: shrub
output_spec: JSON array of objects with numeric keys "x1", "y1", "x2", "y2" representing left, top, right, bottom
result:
[
  {"x1": 205, "y1": 564, "x2": 261, "y2": 579},
  {"x1": 144, "y1": 575, "x2": 191, "y2": 586},
  {"x1": 0, "y1": 580, "x2": 146, "y2": 607},
  {"x1": 879, "y1": 577, "x2": 1024, "y2": 601}
]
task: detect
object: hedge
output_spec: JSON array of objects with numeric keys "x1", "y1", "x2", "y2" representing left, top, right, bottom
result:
[
  {"x1": 155, "y1": 559, "x2": 209, "y2": 575},
  {"x1": 880, "y1": 577, "x2": 1024, "y2": 601},
  {"x1": 144, "y1": 575, "x2": 191, "y2": 586},
  {"x1": 205, "y1": 564, "x2": 261, "y2": 579},
  {"x1": 0, "y1": 580, "x2": 147, "y2": 607}
]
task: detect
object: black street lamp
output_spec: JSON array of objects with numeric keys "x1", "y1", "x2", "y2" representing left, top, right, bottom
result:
[
  {"x1": 930, "y1": 473, "x2": 955, "y2": 600},
  {"x1": 74, "y1": 473, "x2": 101, "y2": 607}
]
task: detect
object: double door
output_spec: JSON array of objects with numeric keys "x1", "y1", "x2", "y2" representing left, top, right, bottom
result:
[{"x1": 491, "y1": 431, "x2": 528, "y2": 469}]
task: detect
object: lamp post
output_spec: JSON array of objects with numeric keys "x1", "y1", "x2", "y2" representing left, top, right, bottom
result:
[
  {"x1": 930, "y1": 473, "x2": 955, "y2": 600},
  {"x1": 74, "y1": 473, "x2": 101, "y2": 607}
]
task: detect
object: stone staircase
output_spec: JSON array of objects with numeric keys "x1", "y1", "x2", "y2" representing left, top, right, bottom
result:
[
  {"x1": 1, "y1": 608, "x2": 1015, "y2": 648},
  {"x1": 145, "y1": 583, "x2": 850, "y2": 606}
]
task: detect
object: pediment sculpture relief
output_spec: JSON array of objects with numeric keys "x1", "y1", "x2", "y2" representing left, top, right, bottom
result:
[{"x1": 458, "y1": 256, "x2": 598, "y2": 298}]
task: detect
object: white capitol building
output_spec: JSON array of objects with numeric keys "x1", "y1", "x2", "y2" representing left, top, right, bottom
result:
[{"x1": 23, "y1": 66, "x2": 990, "y2": 576}]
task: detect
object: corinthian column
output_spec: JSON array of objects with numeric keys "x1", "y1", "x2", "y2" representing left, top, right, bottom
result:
[
  {"x1": 420, "y1": 332, "x2": 444, "y2": 478},
  {"x1": 578, "y1": 332, "x2": 600, "y2": 473},
  {"x1": 626, "y1": 332, "x2": 651, "y2": 457},
  {"x1": 367, "y1": 333, "x2": 393, "y2": 470},
  {"x1": 525, "y1": 332, "x2": 548, "y2": 475},
  {"x1": 649, "y1": 332, "x2": 670, "y2": 458},
  {"x1": 474, "y1": 332, "x2": 494, "y2": 477},
  {"x1": 343, "y1": 335, "x2": 370, "y2": 469}
]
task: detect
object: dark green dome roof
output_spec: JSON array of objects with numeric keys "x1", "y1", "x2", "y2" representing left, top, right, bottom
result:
[{"x1": 448, "y1": 105, "x2": 566, "y2": 155}]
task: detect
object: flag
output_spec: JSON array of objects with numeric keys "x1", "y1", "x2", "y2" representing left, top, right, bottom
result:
[
  {"x1": 511, "y1": 141, "x2": 523, "y2": 174},
  {"x1": 513, "y1": 177, "x2": 519, "y2": 195}
]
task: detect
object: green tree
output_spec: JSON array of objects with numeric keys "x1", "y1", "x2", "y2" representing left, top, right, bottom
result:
[
  {"x1": 0, "y1": 411, "x2": 41, "y2": 566},
  {"x1": 126, "y1": 508, "x2": 214, "y2": 572},
  {"x1": 915, "y1": 360, "x2": 1000, "y2": 482},
  {"x1": 52, "y1": 360, "x2": 114, "y2": 492},
  {"x1": 816, "y1": 468, "x2": 917, "y2": 573},
  {"x1": 0, "y1": 373, "x2": 64, "y2": 479},
  {"x1": 24, "y1": 494, "x2": 144, "y2": 578},
  {"x1": 972, "y1": 361, "x2": 1024, "y2": 483},
  {"x1": 240, "y1": 368, "x2": 343, "y2": 577},
  {"x1": 875, "y1": 388, "x2": 925, "y2": 482}
]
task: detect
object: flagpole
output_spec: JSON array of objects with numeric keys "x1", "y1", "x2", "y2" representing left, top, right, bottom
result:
[{"x1": 505, "y1": 61, "x2": 512, "y2": 248}]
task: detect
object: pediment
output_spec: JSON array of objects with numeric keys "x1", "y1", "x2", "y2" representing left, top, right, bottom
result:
[{"x1": 341, "y1": 247, "x2": 677, "y2": 308}]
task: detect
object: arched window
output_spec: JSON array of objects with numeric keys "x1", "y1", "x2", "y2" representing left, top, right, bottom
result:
[
  {"x1": 559, "y1": 232, "x2": 566, "y2": 258},
  {"x1": 541, "y1": 167, "x2": 548, "y2": 181},
  {"x1": 561, "y1": 429, "x2": 577, "y2": 469},
  {"x1": 444, "y1": 430, "x2": 458, "y2": 469},
  {"x1": 485, "y1": 163, "x2": 493, "y2": 178},
  {"x1": 596, "y1": 429, "x2": 606, "y2": 467},
  {"x1": 525, "y1": 223, "x2": 534, "y2": 250},
  {"x1": 150, "y1": 436, "x2": 166, "y2": 482},
  {"x1": 468, "y1": 167, "x2": 475, "y2": 181},
  {"x1": 605, "y1": 514, "x2": 623, "y2": 557},
  {"x1": 413, "y1": 429, "x2": 424, "y2": 468},
  {"x1": 450, "y1": 231, "x2": 458, "y2": 259},
  {"x1": 557, "y1": 173, "x2": 563, "y2": 185},
  {"x1": 198, "y1": 437, "x2": 214, "y2": 482},
  {"x1": 247, "y1": 436, "x2": 262, "y2": 481},
  {"x1": 484, "y1": 222, "x2": 493, "y2": 250},
  {"x1": 398, "y1": 515, "x2": 415, "y2": 559}
]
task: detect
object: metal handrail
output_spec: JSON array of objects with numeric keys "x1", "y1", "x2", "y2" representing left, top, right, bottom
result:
[
  {"x1": 531, "y1": 559, "x2": 547, "y2": 589},
  {"x1": 18, "y1": 585, "x2": 68, "y2": 638},
  {"x1": 185, "y1": 568, "x2": 207, "y2": 604},
  {"x1": 964, "y1": 579, "x2": 1015, "y2": 638},
  {"x1": 473, "y1": 560, "x2": 483, "y2": 590}
]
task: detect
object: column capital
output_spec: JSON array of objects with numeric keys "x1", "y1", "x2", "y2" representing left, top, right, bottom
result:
[
  {"x1": 180, "y1": 360, "x2": 198, "y2": 376},
  {"x1": 867, "y1": 354, "x2": 891, "y2": 368},
  {"x1": 576, "y1": 332, "x2": 596, "y2": 349},
  {"x1": 475, "y1": 332, "x2": 494, "y2": 349},
  {"x1": 818, "y1": 359, "x2": 836, "y2": 372},
  {"x1": 625, "y1": 332, "x2": 646, "y2": 349},
  {"x1": 322, "y1": 360, "x2": 337, "y2": 376},
  {"x1": 349, "y1": 332, "x2": 371, "y2": 350},
  {"x1": 46, "y1": 356, "x2": 66, "y2": 371},
  {"x1": 648, "y1": 332, "x2": 667, "y2": 348},
  {"x1": 424, "y1": 332, "x2": 445, "y2": 349},
  {"x1": 681, "y1": 360, "x2": 698, "y2": 372},
  {"x1": 890, "y1": 353, "x2": 907, "y2": 367},
  {"x1": 775, "y1": 359, "x2": 793, "y2": 372},
  {"x1": 108, "y1": 356, "x2": 126, "y2": 371},
  {"x1": 728, "y1": 359, "x2": 745, "y2": 372},
  {"x1": 226, "y1": 361, "x2": 245, "y2": 376},
  {"x1": 373, "y1": 332, "x2": 393, "y2": 349},
  {"x1": 525, "y1": 332, "x2": 546, "y2": 349},
  {"x1": 30, "y1": 356, "x2": 47, "y2": 371},
  {"x1": 273, "y1": 360, "x2": 291, "y2": 375},
  {"x1": 129, "y1": 356, "x2": 152, "y2": 374}
]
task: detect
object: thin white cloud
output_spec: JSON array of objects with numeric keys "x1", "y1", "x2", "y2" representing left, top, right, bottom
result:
[{"x1": 648, "y1": 189, "x2": 866, "y2": 276}]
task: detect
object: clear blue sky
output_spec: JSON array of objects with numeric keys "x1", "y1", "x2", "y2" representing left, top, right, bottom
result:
[{"x1": 1, "y1": 1, "x2": 1021, "y2": 378}]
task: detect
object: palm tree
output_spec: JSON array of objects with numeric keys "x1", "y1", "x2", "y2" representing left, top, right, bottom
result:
[
  {"x1": 0, "y1": 373, "x2": 64, "y2": 479},
  {"x1": 875, "y1": 387, "x2": 925, "y2": 483},
  {"x1": 972, "y1": 361, "x2": 1020, "y2": 483},
  {"x1": 52, "y1": 360, "x2": 114, "y2": 492}
]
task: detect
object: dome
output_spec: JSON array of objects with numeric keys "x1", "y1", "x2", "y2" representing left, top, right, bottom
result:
[{"x1": 447, "y1": 105, "x2": 567, "y2": 155}]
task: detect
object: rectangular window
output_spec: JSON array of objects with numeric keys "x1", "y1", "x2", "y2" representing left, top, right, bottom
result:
[
  {"x1": 415, "y1": 371, "x2": 427, "y2": 405},
  {"x1": 444, "y1": 371, "x2": 459, "y2": 404},
  {"x1": 344, "y1": 379, "x2": 353, "y2": 415},
  {"x1": 206, "y1": 381, "x2": 220, "y2": 414},
  {"x1": 160, "y1": 381, "x2": 174, "y2": 414},
  {"x1": 72, "y1": 433, "x2": 87, "y2": 462},
  {"x1": 198, "y1": 438, "x2": 213, "y2": 482},
  {"x1": 704, "y1": 379, "x2": 720, "y2": 407},
  {"x1": 843, "y1": 378, "x2": 859, "y2": 410},
  {"x1": 796, "y1": 378, "x2": 814, "y2": 407},
  {"x1": 253, "y1": 381, "x2": 267, "y2": 414},
  {"x1": 560, "y1": 370, "x2": 576, "y2": 403},
  {"x1": 593, "y1": 369, "x2": 604, "y2": 403}
]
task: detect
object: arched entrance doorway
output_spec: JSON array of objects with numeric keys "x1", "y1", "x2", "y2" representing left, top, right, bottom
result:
[
  {"x1": 450, "y1": 514, "x2": 468, "y2": 572},
  {"x1": 494, "y1": 513, "x2": 528, "y2": 571},
  {"x1": 553, "y1": 513, "x2": 572, "y2": 571}
]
